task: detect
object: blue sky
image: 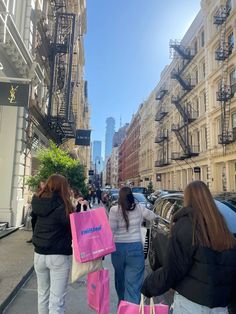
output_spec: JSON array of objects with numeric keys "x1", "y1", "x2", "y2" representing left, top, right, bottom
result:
[{"x1": 84, "y1": 0, "x2": 201, "y2": 157}]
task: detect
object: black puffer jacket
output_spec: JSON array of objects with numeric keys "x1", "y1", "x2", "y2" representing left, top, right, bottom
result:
[
  {"x1": 141, "y1": 207, "x2": 236, "y2": 308},
  {"x1": 32, "y1": 193, "x2": 72, "y2": 255}
]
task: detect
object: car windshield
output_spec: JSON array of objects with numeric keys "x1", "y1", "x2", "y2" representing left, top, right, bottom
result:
[
  {"x1": 109, "y1": 189, "x2": 119, "y2": 194},
  {"x1": 214, "y1": 193, "x2": 236, "y2": 213},
  {"x1": 133, "y1": 193, "x2": 147, "y2": 202},
  {"x1": 111, "y1": 193, "x2": 119, "y2": 200},
  {"x1": 215, "y1": 199, "x2": 236, "y2": 233},
  {"x1": 132, "y1": 187, "x2": 146, "y2": 193}
]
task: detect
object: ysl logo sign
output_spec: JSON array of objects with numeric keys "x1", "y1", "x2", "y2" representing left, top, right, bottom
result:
[{"x1": 8, "y1": 85, "x2": 19, "y2": 103}]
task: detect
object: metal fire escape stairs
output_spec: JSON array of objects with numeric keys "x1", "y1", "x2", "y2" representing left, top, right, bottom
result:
[
  {"x1": 154, "y1": 86, "x2": 170, "y2": 167},
  {"x1": 169, "y1": 40, "x2": 198, "y2": 160},
  {"x1": 47, "y1": 1, "x2": 76, "y2": 144},
  {"x1": 214, "y1": 2, "x2": 234, "y2": 148}
]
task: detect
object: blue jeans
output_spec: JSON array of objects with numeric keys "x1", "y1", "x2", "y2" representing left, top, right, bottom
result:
[
  {"x1": 34, "y1": 253, "x2": 71, "y2": 314},
  {"x1": 173, "y1": 292, "x2": 228, "y2": 314},
  {"x1": 111, "y1": 242, "x2": 145, "y2": 304}
]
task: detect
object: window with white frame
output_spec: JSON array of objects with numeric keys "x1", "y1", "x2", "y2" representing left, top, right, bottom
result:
[
  {"x1": 231, "y1": 112, "x2": 236, "y2": 140},
  {"x1": 202, "y1": 61, "x2": 206, "y2": 79},
  {"x1": 228, "y1": 31, "x2": 234, "y2": 54},
  {"x1": 194, "y1": 40, "x2": 198, "y2": 55},
  {"x1": 201, "y1": 30, "x2": 205, "y2": 47},
  {"x1": 230, "y1": 69, "x2": 236, "y2": 95}
]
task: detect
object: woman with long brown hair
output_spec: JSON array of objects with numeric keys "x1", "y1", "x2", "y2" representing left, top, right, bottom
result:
[
  {"x1": 32, "y1": 174, "x2": 73, "y2": 314},
  {"x1": 109, "y1": 186, "x2": 157, "y2": 305},
  {"x1": 141, "y1": 180, "x2": 236, "y2": 313}
]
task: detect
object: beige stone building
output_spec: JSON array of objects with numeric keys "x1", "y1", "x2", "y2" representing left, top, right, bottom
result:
[
  {"x1": 138, "y1": 97, "x2": 156, "y2": 188},
  {"x1": 109, "y1": 146, "x2": 119, "y2": 188},
  {"x1": 153, "y1": 0, "x2": 236, "y2": 193},
  {"x1": 0, "y1": 0, "x2": 89, "y2": 227}
]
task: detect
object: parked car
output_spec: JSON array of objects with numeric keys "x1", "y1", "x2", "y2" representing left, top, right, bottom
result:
[
  {"x1": 102, "y1": 188, "x2": 119, "y2": 206},
  {"x1": 147, "y1": 189, "x2": 182, "y2": 204},
  {"x1": 107, "y1": 192, "x2": 153, "y2": 213},
  {"x1": 148, "y1": 192, "x2": 236, "y2": 271}
]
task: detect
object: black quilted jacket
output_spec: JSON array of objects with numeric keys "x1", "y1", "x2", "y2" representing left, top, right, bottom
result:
[{"x1": 141, "y1": 207, "x2": 236, "y2": 308}]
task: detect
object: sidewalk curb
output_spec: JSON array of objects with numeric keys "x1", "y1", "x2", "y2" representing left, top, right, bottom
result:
[
  {"x1": 0, "y1": 266, "x2": 34, "y2": 313},
  {"x1": 0, "y1": 227, "x2": 19, "y2": 239}
]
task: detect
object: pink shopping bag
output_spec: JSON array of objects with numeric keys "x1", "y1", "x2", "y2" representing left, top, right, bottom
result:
[
  {"x1": 87, "y1": 269, "x2": 110, "y2": 314},
  {"x1": 117, "y1": 297, "x2": 168, "y2": 314},
  {"x1": 70, "y1": 207, "x2": 115, "y2": 262}
]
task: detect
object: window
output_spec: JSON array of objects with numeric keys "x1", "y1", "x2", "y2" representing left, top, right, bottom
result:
[
  {"x1": 194, "y1": 40, "x2": 198, "y2": 54},
  {"x1": 153, "y1": 199, "x2": 164, "y2": 216},
  {"x1": 232, "y1": 113, "x2": 236, "y2": 128},
  {"x1": 205, "y1": 127, "x2": 208, "y2": 149},
  {"x1": 197, "y1": 131, "x2": 200, "y2": 150},
  {"x1": 201, "y1": 30, "x2": 205, "y2": 47},
  {"x1": 195, "y1": 69, "x2": 198, "y2": 84},
  {"x1": 202, "y1": 62, "x2": 206, "y2": 78},
  {"x1": 228, "y1": 32, "x2": 234, "y2": 54},
  {"x1": 161, "y1": 198, "x2": 183, "y2": 222},
  {"x1": 203, "y1": 91, "x2": 207, "y2": 112},
  {"x1": 232, "y1": 113, "x2": 236, "y2": 140},
  {"x1": 230, "y1": 70, "x2": 236, "y2": 85}
]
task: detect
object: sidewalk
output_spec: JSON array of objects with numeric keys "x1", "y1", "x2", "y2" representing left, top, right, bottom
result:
[
  {"x1": 0, "y1": 228, "x2": 34, "y2": 312},
  {"x1": 0, "y1": 209, "x2": 168, "y2": 313},
  {"x1": 3, "y1": 254, "x2": 118, "y2": 314}
]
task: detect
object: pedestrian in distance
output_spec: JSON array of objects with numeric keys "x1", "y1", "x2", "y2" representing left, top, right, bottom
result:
[
  {"x1": 141, "y1": 180, "x2": 236, "y2": 314},
  {"x1": 91, "y1": 185, "x2": 96, "y2": 204},
  {"x1": 96, "y1": 186, "x2": 102, "y2": 204},
  {"x1": 26, "y1": 180, "x2": 46, "y2": 244},
  {"x1": 31, "y1": 174, "x2": 73, "y2": 314},
  {"x1": 109, "y1": 186, "x2": 157, "y2": 305},
  {"x1": 73, "y1": 189, "x2": 90, "y2": 212}
]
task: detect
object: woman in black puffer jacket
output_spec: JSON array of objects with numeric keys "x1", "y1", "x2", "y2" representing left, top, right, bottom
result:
[
  {"x1": 32, "y1": 174, "x2": 73, "y2": 314},
  {"x1": 141, "y1": 180, "x2": 236, "y2": 314}
]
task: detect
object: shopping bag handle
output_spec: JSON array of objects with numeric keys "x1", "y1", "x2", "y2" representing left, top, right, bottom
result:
[{"x1": 139, "y1": 295, "x2": 155, "y2": 314}]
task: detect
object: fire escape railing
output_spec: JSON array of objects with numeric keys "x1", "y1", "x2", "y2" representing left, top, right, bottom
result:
[
  {"x1": 214, "y1": 1, "x2": 234, "y2": 146},
  {"x1": 47, "y1": 11, "x2": 76, "y2": 143},
  {"x1": 169, "y1": 37, "x2": 199, "y2": 159},
  {"x1": 154, "y1": 130, "x2": 170, "y2": 167},
  {"x1": 171, "y1": 123, "x2": 199, "y2": 160}
]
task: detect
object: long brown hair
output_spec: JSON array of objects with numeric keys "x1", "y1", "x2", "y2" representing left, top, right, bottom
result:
[
  {"x1": 118, "y1": 187, "x2": 136, "y2": 230},
  {"x1": 39, "y1": 174, "x2": 73, "y2": 216},
  {"x1": 183, "y1": 180, "x2": 236, "y2": 251}
]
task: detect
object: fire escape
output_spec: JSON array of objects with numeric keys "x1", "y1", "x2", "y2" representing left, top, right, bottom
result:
[
  {"x1": 169, "y1": 40, "x2": 199, "y2": 160},
  {"x1": 154, "y1": 85, "x2": 170, "y2": 167},
  {"x1": 214, "y1": 1, "x2": 234, "y2": 146},
  {"x1": 47, "y1": 0, "x2": 76, "y2": 144}
]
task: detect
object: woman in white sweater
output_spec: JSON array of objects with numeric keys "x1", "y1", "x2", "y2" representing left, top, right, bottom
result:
[{"x1": 109, "y1": 186, "x2": 156, "y2": 305}]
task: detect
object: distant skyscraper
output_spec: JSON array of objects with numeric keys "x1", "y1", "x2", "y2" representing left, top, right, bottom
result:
[
  {"x1": 92, "y1": 140, "x2": 102, "y2": 172},
  {"x1": 113, "y1": 123, "x2": 129, "y2": 147},
  {"x1": 105, "y1": 117, "x2": 115, "y2": 159}
]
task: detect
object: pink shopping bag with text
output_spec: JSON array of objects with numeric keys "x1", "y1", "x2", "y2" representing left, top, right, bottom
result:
[
  {"x1": 87, "y1": 269, "x2": 110, "y2": 314},
  {"x1": 70, "y1": 207, "x2": 115, "y2": 262},
  {"x1": 117, "y1": 297, "x2": 168, "y2": 314}
]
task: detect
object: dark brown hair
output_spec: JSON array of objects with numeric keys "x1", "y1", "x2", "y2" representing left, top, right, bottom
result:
[
  {"x1": 183, "y1": 180, "x2": 236, "y2": 251},
  {"x1": 36, "y1": 180, "x2": 46, "y2": 196},
  {"x1": 39, "y1": 174, "x2": 73, "y2": 216},
  {"x1": 118, "y1": 187, "x2": 136, "y2": 230}
]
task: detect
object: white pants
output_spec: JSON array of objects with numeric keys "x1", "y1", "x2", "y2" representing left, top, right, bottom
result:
[
  {"x1": 173, "y1": 292, "x2": 228, "y2": 314},
  {"x1": 34, "y1": 253, "x2": 71, "y2": 314}
]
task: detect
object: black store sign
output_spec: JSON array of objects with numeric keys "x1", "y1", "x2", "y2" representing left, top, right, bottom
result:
[
  {"x1": 0, "y1": 82, "x2": 30, "y2": 107},
  {"x1": 194, "y1": 167, "x2": 201, "y2": 173},
  {"x1": 75, "y1": 129, "x2": 91, "y2": 146}
]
